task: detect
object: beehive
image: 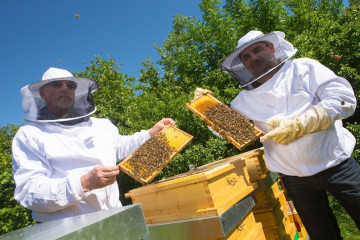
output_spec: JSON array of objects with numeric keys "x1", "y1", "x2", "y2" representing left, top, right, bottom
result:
[
  {"x1": 253, "y1": 172, "x2": 281, "y2": 212},
  {"x1": 118, "y1": 125, "x2": 193, "y2": 184},
  {"x1": 242, "y1": 147, "x2": 268, "y2": 182},
  {"x1": 186, "y1": 94, "x2": 264, "y2": 151},
  {"x1": 285, "y1": 201, "x2": 304, "y2": 227},
  {"x1": 125, "y1": 152, "x2": 255, "y2": 224},
  {"x1": 251, "y1": 173, "x2": 308, "y2": 240},
  {"x1": 144, "y1": 192, "x2": 257, "y2": 240},
  {"x1": 205, "y1": 213, "x2": 266, "y2": 240}
]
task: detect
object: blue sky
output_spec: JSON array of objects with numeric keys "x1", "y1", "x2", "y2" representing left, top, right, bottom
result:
[
  {"x1": 0, "y1": 0, "x2": 203, "y2": 127},
  {"x1": 0, "y1": 0, "x2": 350, "y2": 127}
]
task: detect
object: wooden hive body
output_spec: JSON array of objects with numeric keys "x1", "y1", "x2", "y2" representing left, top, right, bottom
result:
[
  {"x1": 125, "y1": 152, "x2": 258, "y2": 224},
  {"x1": 204, "y1": 212, "x2": 266, "y2": 240},
  {"x1": 251, "y1": 171, "x2": 309, "y2": 240}
]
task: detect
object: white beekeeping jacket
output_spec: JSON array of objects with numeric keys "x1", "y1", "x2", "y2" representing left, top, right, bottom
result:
[
  {"x1": 230, "y1": 58, "x2": 357, "y2": 176},
  {"x1": 12, "y1": 117, "x2": 150, "y2": 222}
]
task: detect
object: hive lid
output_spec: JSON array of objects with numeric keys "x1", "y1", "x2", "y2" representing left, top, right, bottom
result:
[
  {"x1": 118, "y1": 125, "x2": 193, "y2": 185},
  {"x1": 186, "y1": 94, "x2": 264, "y2": 151}
]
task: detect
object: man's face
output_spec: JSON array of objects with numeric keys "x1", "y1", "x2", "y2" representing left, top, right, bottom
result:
[
  {"x1": 39, "y1": 80, "x2": 77, "y2": 117},
  {"x1": 239, "y1": 41, "x2": 277, "y2": 77}
]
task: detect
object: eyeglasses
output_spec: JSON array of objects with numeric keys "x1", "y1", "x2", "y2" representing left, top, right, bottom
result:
[{"x1": 47, "y1": 81, "x2": 78, "y2": 89}]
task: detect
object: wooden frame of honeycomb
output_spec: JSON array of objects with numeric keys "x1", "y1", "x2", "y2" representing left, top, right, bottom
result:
[
  {"x1": 186, "y1": 94, "x2": 264, "y2": 151},
  {"x1": 118, "y1": 125, "x2": 193, "y2": 185}
]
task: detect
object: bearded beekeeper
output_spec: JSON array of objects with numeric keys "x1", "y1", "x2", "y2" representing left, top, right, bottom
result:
[
  {"x1": 196, "y1": 30, "x2": 360, "y2": 239},
  {"x1": 12, "y1": 67, "x2": 175, "y2": 222}
]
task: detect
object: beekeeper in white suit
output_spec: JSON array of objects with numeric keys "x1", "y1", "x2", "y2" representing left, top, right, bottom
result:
[
  {"x1": 12, "y1": 67, "x2": 175, "y2": 222},
  {"x1": 196, "y1": 30, "x2": 359, "y2": 239}
]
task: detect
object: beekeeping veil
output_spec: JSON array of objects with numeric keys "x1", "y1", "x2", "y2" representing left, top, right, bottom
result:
[
  {"x1": 220, "y1": 30, "x2": 297, "y2": 90},
  {"x1": 21, "y1": 67, "x2": 98, "y2": 122}
]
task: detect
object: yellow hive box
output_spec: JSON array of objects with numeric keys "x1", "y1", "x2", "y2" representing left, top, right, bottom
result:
[
  {"x1": 253, "y1": 178, "x2": 282, "y2": 213},
  {"x1": 254, "y1": 209, "x2": 278, "y2": 228},
  {"x1": 118, "y1": 125, "x2": 193, "y2": 185},
  {"x1": 125, "y1": 153, "x2": 254, "y2": 224},
  {"x1": 297, "y1": 226, "x2": 308, "y2": 239},
  {"x1": 253, "y1": 191, "x2": 280, "y2": 213},
  {"x1": 211, "y1": 147, "x2": 267, "y2": 182},
  {"x1": 186, "y1": 94, "x2": 264, "y2": 151},
  {"x1": 240, "y1": 222, "x2": 266, "y2": 240},
  {"x1": 207, "y1": 220, "x2": 266, "y2": 240},
  {"x1": 262, "y1": 226, "x2": 279, "y2": 240},
  {"x1": 285, "y1": 201, "x2": 304, "y2": 227},
  {"x1": 282, "y1": 209, "x2": 298, "y2": 238},
  {"x1": 243, "y1": 147, "x2": 268, "y2": 182},
  {"x1": 278, "y1": 190, "x2": 288, "y2": 210},
  {"x1": 204, "y1": 212, "x2": 257, "y2": 240}
]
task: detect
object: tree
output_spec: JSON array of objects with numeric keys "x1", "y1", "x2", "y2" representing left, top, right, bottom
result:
[
  {"x1": 0, "y1": 124, "x2": 35, "y2": 234},
  {"x1": 1, "y1": 0, "x2": 359, "y2": 236},
  {"x1": 75, "y1": 56, "x2": 137, "y2": 134}
]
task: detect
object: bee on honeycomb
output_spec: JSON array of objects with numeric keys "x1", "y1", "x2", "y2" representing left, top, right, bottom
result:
[
  {"x1": 126, "y1": 132, "x2": 176, "y2": 180},
  {"x1": 204, "y1": 103, "x2": 258, "y2": 146}
]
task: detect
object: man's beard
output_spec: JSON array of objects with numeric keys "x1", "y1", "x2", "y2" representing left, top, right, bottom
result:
[
  {"x1": 56, "y1": 94, "x2": 74, "y2": 110},
  {"x1": 251, "y1": 56, "x2": 278, "y2": 77}
]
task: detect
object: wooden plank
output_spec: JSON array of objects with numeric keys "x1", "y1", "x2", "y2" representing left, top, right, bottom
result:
[
  {"x1": 186, "y1": 94, "x2": 264, "y2": 151},
  {"x1": 241, "y1": 222, "x2": 267, "y2": 240},
  {"x1": 227, "y1": 212, "x2": 257, "y2": 240},
  {"x1": 254, "y1": 209, "x2": 278, "y2": 228},
  {"x1": 262, "y1": 226, "x2": 280, "y2": 240},
  {"x1": 244, "y1": 151, "x2": 268, "y2": 182},
  {"x1": 118, "y1": 125, "x2": 193, "y2": 185},
  {"x1": 253, "y1": 180, "x2": 282, "y2": 212},
  {"x1": 201, "y1": 148, "x2": 264, "y2": 168},
  {"x1": 205, "y1": 212, "x2": 257, "y2": 240},
  {"x1": 144, "y1": 193, "x2": 256, "y2": 240},
  {"x1": 285, "y1": 201, "x2": 304, "y2": 227}
]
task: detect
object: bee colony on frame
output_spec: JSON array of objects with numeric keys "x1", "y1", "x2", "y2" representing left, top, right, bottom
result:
[
  {"x1": 118, "y1": 125, "x2": 193, "y2": 185},
  {"x1": 186, "y1": 94, "x2": 264, "y2": 150}
]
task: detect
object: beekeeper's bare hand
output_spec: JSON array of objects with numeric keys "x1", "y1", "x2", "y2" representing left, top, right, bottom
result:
[
  {"x1": 81, "y1": 165, "x2": 120, "y2": 192},
  {"x1": 148, "y1": 118, "x2": 176, "y2": 137},
  {"x1": 194, "y1": 88, "x2": 213, "y2": 100}
]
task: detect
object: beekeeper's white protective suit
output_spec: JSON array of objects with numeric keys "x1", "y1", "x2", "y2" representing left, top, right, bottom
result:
[
  {"x1": 12, "y1": 67, "x2": 151, "y2": 222},
  {"x1": 219, "y1": 30, "x2": 357, "y2": 176},
  {"x1": 219, "y1": 30, "x2": 360, "y2": 239},
  {"x1": 230, "y1": 57, "x2": 357, "y2": 176}
]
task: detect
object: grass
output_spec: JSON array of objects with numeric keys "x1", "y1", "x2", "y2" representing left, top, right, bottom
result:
[{"x1": 329, "y1": 194, "x2": 360, "y2": 240}]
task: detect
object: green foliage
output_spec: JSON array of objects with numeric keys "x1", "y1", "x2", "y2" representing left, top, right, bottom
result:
[
  {"x1": 282, "y1": 1, "x2": 360, "y2": 122},
  {"x1": 347, "y1": 123, "x2": 360, "y2": 162},
  {"x1": 329, "y1": 194, "x2": 360, "y2": 240},
  {"x1": 1, "y1": 0, "x2": 360, "y2": 237},
  {"x1": 75, "y1": 56, "x2": 137, "y2": 134},
  {"x1": 0, "y1": 124, "x2": 35, "y2": 234}
]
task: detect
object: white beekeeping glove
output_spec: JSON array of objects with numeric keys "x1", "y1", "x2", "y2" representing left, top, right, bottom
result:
[
  {"x1": 260, "y1": 106, "x2": 332, "y2": 144},
  {"x1": 193, "y1": 88, "x2": 213, "y2": 100}
]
